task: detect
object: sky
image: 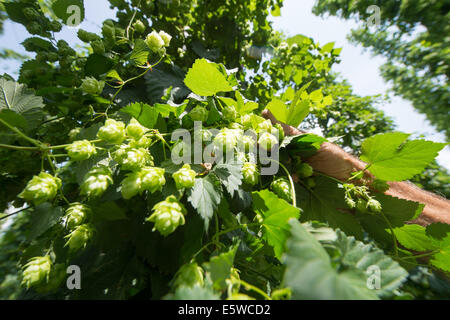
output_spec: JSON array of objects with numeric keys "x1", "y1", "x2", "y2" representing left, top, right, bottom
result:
[{"x1": 0, "y1": 0, "x2": 448, "y2": 169}]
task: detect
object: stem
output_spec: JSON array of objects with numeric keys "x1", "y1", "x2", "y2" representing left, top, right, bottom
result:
[
  {"x1": 380, "y1": 210, "x2": 399, "y2": 257},
  {"x1": 399, "y1": 251, "x2": 438, "y2": 261},
  {"x1": 0, "y1": 206, "x2": 31, "y2": 221},
  {"x1": 0, "y1": 118, "x2": 42, "y2": 147},
  {"x1": 239, "y1": 279, "x2": 271, "y2": 300},
  {"x1": 0, "y1": 144, "x2": 40, "y2": 151}
]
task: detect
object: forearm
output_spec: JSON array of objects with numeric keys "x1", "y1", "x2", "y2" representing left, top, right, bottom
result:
[{"x1": 305, "y1": 142, "x2": 450, "y2": 226}]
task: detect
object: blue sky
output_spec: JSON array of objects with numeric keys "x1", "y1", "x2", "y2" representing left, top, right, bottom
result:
[{"x1": 1, "y1": 0, "x2": 448, "y2": 169}]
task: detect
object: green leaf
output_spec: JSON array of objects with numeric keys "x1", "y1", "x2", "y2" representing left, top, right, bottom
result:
[
  {"x1": 187, "y1": 174, "x2": 223, "y2": 229},
  {"x1": 252, "y1": 190, "x2": 301, "y2": 260},
  {"x1": 266, "y1": 97, "x2": 310, "y2": 128},
  {"x1": 203, "y1": 241, "x2": 239, "y2": 291},
  {"x1": 271, "y1": 5, "x2": 281, "y2": 17},
  {"x1": 145, "y1": 63, "x2": 189, "y2": 104},
  {"x1": 130, "y1": 39, "x2": 150, "y2": 67},
  {"x1": 333, "y1": 230, "x2": 408, "y2": 297},
  {"x1": 85, "y1": 54, "x2": 113, "y2": 77},
  {"x1": 0, "y1": 79, "x2": 45, "y2": 130},
  {"x1": 297, "y1": 176, "x2": 363, "y2": 238},
  {"x1": 0, "y1": 109, "x2": 27, "y2": 129},
  {"x1": 361, "y1": 133, "x2": 447, "y2": 181},
  {"x1": 184, "y1": 58, "x2": 233, "y2": 96},
  {"x1": 393, "y1": 224, "x2": 436, "y2": 252},
  {"x1": 28, "y1": 204, "x2": 64, "y2": 241},
  {"x1": 52, "y1": 0, "x2": 85, "y2": 27},
  {"x1": 426, "y1": 223, "x2": 450, "y2": 272},
  {"x1": 321, "y1": 42, "x2": 335, "y2": 54},
  {"x1": 212, "y1": 162, "x2": 243, "y2": 196},
  {"x1": 309, "y1": 89, "x2": 323, "y2": 103},
  {"x1": 120, "y1": 102, "x2": 159, "y2": 129},
  {"x1": 282, "y1": 133, "x2": 326, "y2": 157},
  {"x1": 375, "y1": 193, "x2": 424, "y2": 227},
  {"x1": 91, "y1": 201, "x2": 128, "y2": 222},
  {"x1": 105, "y1": 69, "x2": 123, "y2": 83},
  {"x1": 283, "y1": 219, "x2": 378, "y2": 300}
]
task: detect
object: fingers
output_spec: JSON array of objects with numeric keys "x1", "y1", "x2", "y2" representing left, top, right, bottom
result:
[{"x1": 261, "y1": 109, "x2": 305, "y2": 136}]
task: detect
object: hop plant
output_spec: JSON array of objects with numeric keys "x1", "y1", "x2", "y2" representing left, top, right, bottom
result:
[
  {"x1": 240, "y1": 135, "x2": 256, "y2": 152},
  {"x1": 113, "y1": 146, "x2": 153, "y2": 171},
  {"x1": 81, "y1": 166, "x2": 113, "y2": 199},
  {"x1": 271, "y1": 178, "x2": 292, "y2": 203},
  {"x1": 133, "y1": 20, "x2": 146, "y2": 33},
  {"x1": 189, "y1": 106, "x2": 209, "y2": 122},
  {"x1": 65, "y1": 203, "x2": 91, "y2": 230},
  {"x1": 223, "y1": 105, "x2": 238, "y2": 121},
  {"x1": 97, "y1": 119, "x2": 126, "y2": 144},
  {"x1": 91, "y1": 39, "x2": 105, "y2": 55},
  {"x1": 126, "y1": 118, "x2": 148, "y2": 140},
  {"x1": 68, "y1": 128, "x2": 81, "y2": 141},
  {"x1": 36, "y1": 263, "x2": 66, "y2": 293},
  {"x1": 129, "y1": 135, "x2": 152, "y2": 149},
  {"x1": 80, "y1": 77, "x2": 105, "y2": 95},
  {"x1": 145, "y1": 30, "x2": 165, "y2": 52},
  {"x1": 21, "y1": 256, "x2": 52, "y2": 289},
  {"x1": 356, "y1": 198, "x2": 369, "y2": 214},
  {"x1": 239, "y1": 114, "x2": 252, "y2": 129},
  {"x1": 258, "y1": 132, "x2": 278, "y2": 151},
  {"x1": 122, "y1": 166, "x2": 166, "y2": 199},
  {"x1": 77, "y1": 29, "x2": 101, "y2": 42},
  {"x1": 147, "y1": 195, "x2": 186, "y2": 236},
  {"x1": 367, "y1": 198, "x2": 382, "y2": 213},
  {"x1": 121, "y1": 171, "x2": 143, "y2": 199},
  {"x1": 66, "y1": 140, "x2": 96, "y2": 161},
  {"x1": 173, "y1": 263, "x2": 204, "y2": 288},
  {"x1": 19, "y1": 172, "x2": 61, "y2": 205},
  {"x1": 173, "y1": 164, "x2": 196, "y2": 189},
  {"x1": 214, "y1": 128, "x2": 239, "y2": 152},
  {"x1": 297, "y1": 163, "x2": 313, "y2": 178},
  {"x1": 257, "y1": 119, "x2": 273, "y2": 132},
  {"x1": 242, "y1": 162, "x2": 259, "y2": 186},
  {"x1": 65, "y1": 224, "x2": 96, "y2": 252},
  {"x1": 158, "y1": 30, "x2": 172, "y2": 47}
]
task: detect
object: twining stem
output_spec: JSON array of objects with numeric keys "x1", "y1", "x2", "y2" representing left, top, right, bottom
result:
[
  {"x1": 380, "y1": 210, "x2": 399, "y2": 257},
  {"x1": 0, "y1": 118, "x2": 43, "y2": 148},
  {"x1": 398, "y1": 250, "x2": 439, "y2": 261},
  {"x1": 0, "y1": 206, "x2": 31, "y2": 221},
  {"x1": 0, "y1": 144, "x2": 40, "y2": 151},
  {"x1": 238, "y1": 279, "x2": 271, "y2": 300}
]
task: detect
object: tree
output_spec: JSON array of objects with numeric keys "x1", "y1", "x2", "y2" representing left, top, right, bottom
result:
[
  {"x1": 312, "y1": 0, "x2": 450, "y2": 140},
  {"x1": 0, "y1": 0, "x2": 448, "y2": 300}
]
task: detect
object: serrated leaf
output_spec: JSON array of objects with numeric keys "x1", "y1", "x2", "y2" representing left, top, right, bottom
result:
[
  {"x1": 266, "y1": 97, "x2": 310, "y2": 128},
  {"x1": 91, "y1": 202, "x2": 128, "y2": 222},
  {"x1": 333, "y1": 230, "x2": 408, "y2": 297},
  {"x1": 28, "y1": 204, "x2": 64, "y2": 241},
  {"x1": 252, "y1": 190, "x2": 301, "y2": 260},
  {"x1": 393, "y1": 224, "x2": 436, "y2": 252},
  {"x1": 187, "y1": 174, "x2": 223, "y2": 229},
  {"x1": 426, "y1": 223, "x2": 450, "y2": 272},
  {"x1": 297, "y1": 176, "x2": 363, "y2": 238},
  {"x1": 184, "y1": 59, "x2": 233, "y2": 96},
  {"x1": 361, "y1": 133, "x2": 447, "y2": 181},
  {"x1": 120, "y1": 102, "x2": 158, "y2": 129},
  {"x1": 130, "y1": 39, "x2": 150, "y2": 67},
  {"x1": 0, "y1": 79, "x2": 45, "y2": 130},
  {"x1": 212, "y1": 162, "x2": 243, "y2": 196},
  {"x1": 145, "y1": 63, "x2": 189, "y2": 104},
  {"x1": 321, "y1": 42, "x2": 335, "y2": 54},
  {"x1": 203, "y1": 241, "x2": 239, "y2": 291},
  {"x1": 283, "y1": 219, "x2": 378, "y2": 300},
  {"x1": 375, "y1": 193, "x2": 424, "y2": 227}
]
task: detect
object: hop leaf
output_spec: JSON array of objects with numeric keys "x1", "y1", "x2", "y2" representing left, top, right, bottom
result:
[
  {"x1": 173, "y1": 164, "x2": 196, "y2": 189},
  {"x1": 80, "y1": 77, "x2": 105, "y2": 95},
  {"x1": 19, "y1": 172, "x2": 61, "y2": 205},
  {"x1": 147, "y1": 195, "x2": 186, "y2": 236},
  {"x1": 80, "y1": 166, "x2": 113, "y2": 199},
  {"x1": 66, "y1": 140, "x2": 97, "y2": 161},
  {"x1": 97, "y1": 119, "x2": 126, "y2": 144},
  {"x1": 21, "y1": 256, "x2": 52, "y2": 289},
  {"x1": 65, "y1": 224, "x2": 95, "y2": 252}
]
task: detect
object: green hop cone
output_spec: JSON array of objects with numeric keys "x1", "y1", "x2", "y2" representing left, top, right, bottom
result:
[
  {"x1": 68, "y1": 127, "x2": 81, "y2": 141},
  {"x1": 121, "y1": 171, "x2": 143, "y2": 199},
  {"x1": 91, "y1": 39, "x2": 105, "y2": 55},
  {"x1": 147, "y1": 195, "x2": 186, "y2": 236},
  {"x1": 345, "y1": 197, "x2": 356, "y2": 209},
  {"x1": 173, "y1": 263, "x2": 204, "y2": 288},
  {"x1": 19, "y1": 172, "x2": 61, "y2": 205},
  {"x1": 66, "y1": 140, "x2": 97, "y2": 161},
  {"x1": 213, "y1": 128, "x2": 239, "y2": 152},
  {"x1": 189, "y1": 106, "x2": 209, "y2": 122},
  {"x1": 273, "y1": 123, "x2": 285, "y2": 142},
  {"x1": 372, "y1": 179, "x2": 390, "y2": 193},
  {"x1": 258, "y1": 132, "x2": 278, "y2": 151},
  {"x1": 65, "y1": 203, "x2": 91, "y2": 230},
  {"x1": 355, "y1": 198, "x2": 369, "y2": 214},
  {"x1": 240, "y1": 135, "x2": 255, "y2": 152},
  {"x1": 80, "y1": 166, "x2": 113, "y2": 199},
  {"x1": 77, "y1": 29, "x2": 101, "y2": 43},
  {"x1": 239, "y1": 114, "x2": 252, "y2": 129},
  {"x1": 141, "y1": 167, "x2": 166, "y2": 193},
  {"x1": 133, "y1": 20, "x2": 146, "y2": 33},
  {"x1": 65, "y1": 224, "x2": 95, "y2": 252},
  {"x1": 223, "y1": 105, "x2": 238, "y2": 121},
  {"x1": 159, "y1": 30, "x2": 172, "y2": 47},
  {"x1": 367, "y1": 198, "x2": 382, "y2": 213},
  {"x1": 145, "y1": 30, "x2": 165, "y2": 52},
  {"x1": 298, "y1": 163, "x2": 313, "y2": 178},
  {"x1": 172, "y1": 164, "x2": 196, "y2": 189},
  {"x1": 21, "y1": 256, "x2": 52, "y2": 289},
  {"x1": 126, "y1": 118, "x2": 147, "y2": 140},
  {"x1": 97, "y1": 119, "x2": 126, "y2": 144},
  {"x1": 113, "y1": 145, "x2": 153, "y2": 171},
  {"x1": 80, "y1": 77, "x2": 105, "y2": 95},
  {"x1": 242, "y1": 162, "x2": 259, "y2": 186},
  {"x1": 271, "y1": 178, "x2": 292, "y2": 203},
  {"x1": 257, "y1": 119, "x2": 273, "y2": 132},
  {"x1": 36, "y1": 263, "x2": 66, "y2": 293},
  {"x1": 129, "y1": 135, "x2": 153, "y2": 149}
]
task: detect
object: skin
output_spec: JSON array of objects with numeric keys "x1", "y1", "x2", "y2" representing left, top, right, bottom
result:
[{"x1": 262, "y1": 109, "x2": 450, "y2": 227}]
